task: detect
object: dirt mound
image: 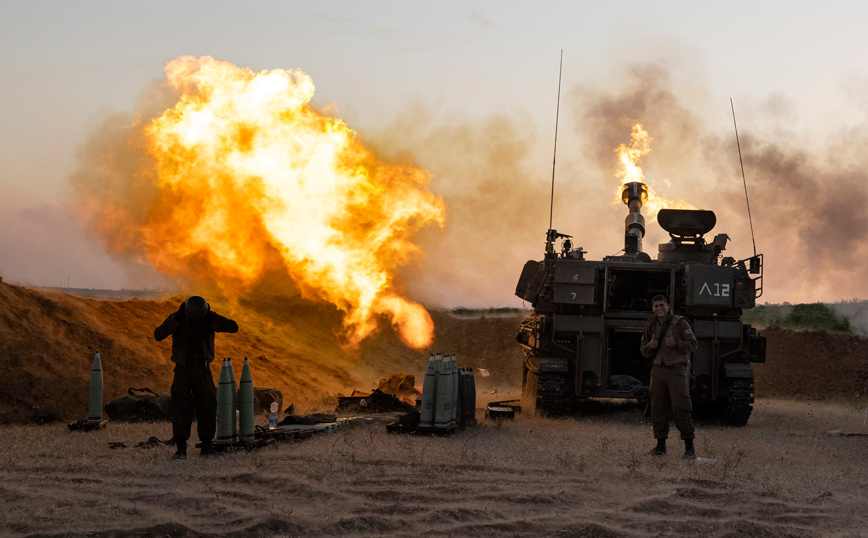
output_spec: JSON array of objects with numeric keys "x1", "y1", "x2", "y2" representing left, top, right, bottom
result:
[
  {"x1": 3, "y1": 280, "x2": 865, "y2": 423},
  {"x1": 0, "y1": 283, "x2": 525, "y2": 423},
  {"x1": 757, "y1": 323, "x2": 868, "y2": 400}
]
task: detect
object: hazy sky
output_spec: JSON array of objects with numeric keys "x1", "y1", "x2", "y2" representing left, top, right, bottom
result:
[{"x1": 2, "y1": 2, "x2": 868, "y2": 305}]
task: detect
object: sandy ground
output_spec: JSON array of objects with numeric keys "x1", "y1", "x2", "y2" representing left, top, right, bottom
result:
[
  {"x1": 1, "y1": 398, "x2": 867, "y2": 538},
  {"x1": 3, "y1": 283, "x2": 868, "y2": 537}
]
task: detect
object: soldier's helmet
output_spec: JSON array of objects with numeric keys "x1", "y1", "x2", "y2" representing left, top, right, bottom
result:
[{"x1": 184, "y1": 296, "x2": 210, "y2": 321}]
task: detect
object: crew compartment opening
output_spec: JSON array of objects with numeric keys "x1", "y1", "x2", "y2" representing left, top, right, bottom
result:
[
  {"x1": 606, "y1": 269, "x2": 671, "y2": 311},
  {"x1": 606, "y1": 329, "x2": 651, "y2": 391}
]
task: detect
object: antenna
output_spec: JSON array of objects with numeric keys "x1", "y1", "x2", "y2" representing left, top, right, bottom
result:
[
  {"x1": 730, "y1": 98, "x2": 757, "y2": 257},
  {"x1": 548, "y1": 50, "x2": 563, "y2": 231}
]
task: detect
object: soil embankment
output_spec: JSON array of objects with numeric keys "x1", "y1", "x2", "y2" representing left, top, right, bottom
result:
[
  {"x1": 0, "y1": 283, "x2": 524, "y2": 422},
  {"x1": 2, "y1": 281, "x2": 867, "y2": 423},
  {"x1": 756, "y1": 323, "x2": 868, "y2": 400}
]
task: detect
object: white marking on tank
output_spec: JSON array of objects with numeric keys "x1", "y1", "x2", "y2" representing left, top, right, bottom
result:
[{"x1": 699, "y1": 282, "x2": 731, "y2": 297}]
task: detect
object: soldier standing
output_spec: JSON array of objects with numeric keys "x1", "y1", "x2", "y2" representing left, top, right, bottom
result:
[
  {"x1": 154, "y1": 296, "x2": 238, "y2": 459},
  {"x1": 640, "y1": 294, "x2": 698, "y2": 459}
]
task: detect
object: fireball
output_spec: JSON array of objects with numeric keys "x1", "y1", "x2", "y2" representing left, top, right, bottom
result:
[
  {"x1": 80, "y1": 56, "x2": 445, "y2": 349},
  {"x1": 613, "y1": 123, "x2": 693, "y2": 220}
]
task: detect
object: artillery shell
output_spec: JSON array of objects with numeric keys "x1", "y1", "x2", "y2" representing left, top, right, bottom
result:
[
  {"x1": 238, "y1": 357, "x2": 255, "y2": 443},
  {"x1": 88, "y1": 352, "x2": 103, "y2": 424}
]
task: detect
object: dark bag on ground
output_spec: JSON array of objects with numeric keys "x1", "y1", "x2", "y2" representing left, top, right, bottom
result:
[
  {"x1": 279, "y1": 413, "x2": 336, "y2": 426},
  {"x1": 336, "y1": 389, "x2": 416, "y2": 414},
  {"x1": 105, "y1": 388, "x2": 172, "y2": 422}
]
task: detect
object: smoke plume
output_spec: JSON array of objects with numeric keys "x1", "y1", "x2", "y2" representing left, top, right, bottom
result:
[{"x1": 567, "y1": 61, "x2": 868, "y2": 303}]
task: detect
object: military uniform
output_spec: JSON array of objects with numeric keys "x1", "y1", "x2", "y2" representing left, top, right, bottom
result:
[
  {"x1": 154, "y1": 304, "x2": 238, "y2": 448},
  {"x1": 640, "y1": 313, "x2": 698, "y2": 441}
]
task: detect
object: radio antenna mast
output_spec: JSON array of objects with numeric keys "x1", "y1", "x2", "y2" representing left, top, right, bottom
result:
[
  {"x1": 548, "y1": 50, "x2": 564, "y2": 231},
  {"x1": 730, "y1": 98, "x2": 757, "y2": 257}
]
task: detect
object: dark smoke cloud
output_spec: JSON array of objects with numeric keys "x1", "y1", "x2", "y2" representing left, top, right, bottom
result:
[
  {"x1": 573, "y1": 61, "x2": 705, "y2": 181},
  {"x1": 738, "y1": 134, "x2": 868, "y2": 297},
  {"x1": 569, "y1": 61, "x2": 868, "y2": 303}
]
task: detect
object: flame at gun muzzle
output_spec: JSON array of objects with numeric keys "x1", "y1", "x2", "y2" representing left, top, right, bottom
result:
[{"x1": 621, "y1": 181, "x2": 648, "y2": 255}]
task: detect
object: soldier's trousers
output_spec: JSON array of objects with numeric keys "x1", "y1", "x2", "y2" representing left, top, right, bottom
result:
[
  {"x1": 170, "y1": 365, "x2": 217, "y2": 444},
  {"x1": 650, "y1": 363, "x2": 695, "y2": 440}
]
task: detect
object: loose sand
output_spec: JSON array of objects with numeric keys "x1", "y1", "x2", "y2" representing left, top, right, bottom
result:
[
  {"x1": 1, "y1": 398, "x2": 866, "y2": 537},
  {"x1": 3, "y1": 283, "x2": 868, "y2": 536}
]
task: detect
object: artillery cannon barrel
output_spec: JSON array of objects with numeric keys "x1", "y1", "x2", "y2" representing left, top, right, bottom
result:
[{"x1": 621, "y1": 182, "x2": 648, "y2": 254}]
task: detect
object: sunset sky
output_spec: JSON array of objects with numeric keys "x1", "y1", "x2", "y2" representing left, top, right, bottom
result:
[{"x1": 3, "y1": 2, "x2": 868, "y2": 306}]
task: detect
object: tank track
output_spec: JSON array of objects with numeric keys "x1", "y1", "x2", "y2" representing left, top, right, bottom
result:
[
  {"x1": 720, "y1": 378, "x2": 754, "y2": 426},
  {"x1": 521, "y1": 351, "x2": 566, "y2": 416},
  {"x1": 536, "y1": 372, "x2": 566, "y2": 416}
]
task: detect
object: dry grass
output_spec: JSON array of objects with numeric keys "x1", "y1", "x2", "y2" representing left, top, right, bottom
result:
[{"x1": 1, "y1": 398, "x2": 867, "y2": 537}]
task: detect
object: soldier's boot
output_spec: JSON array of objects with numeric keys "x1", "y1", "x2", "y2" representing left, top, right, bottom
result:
[
  {"x1": 647, "y1": 438, "x2": 666, "y2": 456},
  {"x1": 200, "y1": 440, "x2": 219, "y2": 457},
  {"x1": 682, "y1": 439, "x2": 696, "y2": 460},
  {"x1": 172, "y1": 440, "x2": 187, "y2": 460}
]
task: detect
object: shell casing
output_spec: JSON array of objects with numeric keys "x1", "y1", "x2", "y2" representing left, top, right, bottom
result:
[
  {"x1": 215, "y1": 359, "x2": 236, "y2": 444},
  {"x1": 434, "y1": 353, "x2": 451, "y2": 429},
  {"x1": 419, "y1": 354, "x2": 437, "y2": 427},
  {"x1": 88, "y1": 352, "x2": 103, "y2": 423},
  {"x1": 238, "y1": 358, "x2": 255, "y2": 443}
]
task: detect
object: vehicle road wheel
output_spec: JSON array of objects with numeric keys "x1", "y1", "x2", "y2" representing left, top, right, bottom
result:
[{"x1": 720, "y1": 378, "x2": 754, "y2": 426}]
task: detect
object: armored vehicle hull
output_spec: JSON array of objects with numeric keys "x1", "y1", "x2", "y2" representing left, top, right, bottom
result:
[{"x1": 515, "y1": 182, "x2": 765, "y2": 425}]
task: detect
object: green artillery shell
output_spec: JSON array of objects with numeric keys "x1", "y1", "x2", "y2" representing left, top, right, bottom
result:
[
  {"x1": 434, "y1": 352, "x2": 451, "y2": 429},
  {"x1": 449, "y1": 353, "x2": 458, "y2": 426},
  {"x1": 227, "y1": 357, "x2": 237, "y2": 439},
  {"x1": 88, "y1": 351, "x2": 103, "y2": 423},
  {"x1": 420, "y1": 354, "x2": 436, "y2": 427},
  {"x1": 215, "y1": 359, "x2": 235, "y2": 444},
  {"x1": 238, "y1": 357, "x2": 255, "y2": 443}
]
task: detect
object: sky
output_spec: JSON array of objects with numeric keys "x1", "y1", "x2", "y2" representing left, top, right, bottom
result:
[{"x1": 2, "y1": 1, "x2": 868, "y2": 307}]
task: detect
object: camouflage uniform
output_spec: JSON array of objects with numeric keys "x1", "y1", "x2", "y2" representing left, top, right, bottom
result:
[
  {"x1": 640, "y1": 314, "x2": 698, "y2": 440},
  {"x1": 154, "y1": 306, "x2": 238, "y2": 446}
]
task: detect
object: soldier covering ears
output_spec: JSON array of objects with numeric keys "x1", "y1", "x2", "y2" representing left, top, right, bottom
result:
[{"x1": 154, "y1": 296, "x2": 238, "y2": 459}]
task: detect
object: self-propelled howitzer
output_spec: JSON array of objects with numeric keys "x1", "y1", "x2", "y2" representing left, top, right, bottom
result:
[{"x1": 515, "y1": 181, "x2": 766, "y2": 425}]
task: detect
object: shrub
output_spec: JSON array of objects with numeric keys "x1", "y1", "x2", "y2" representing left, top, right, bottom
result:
[
  {"x1": 742, "y1": 304, "x2": 786, "y2": 327},
  {"x1": 783, "y1": 303, "x2": 851, "y2": 333}
]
